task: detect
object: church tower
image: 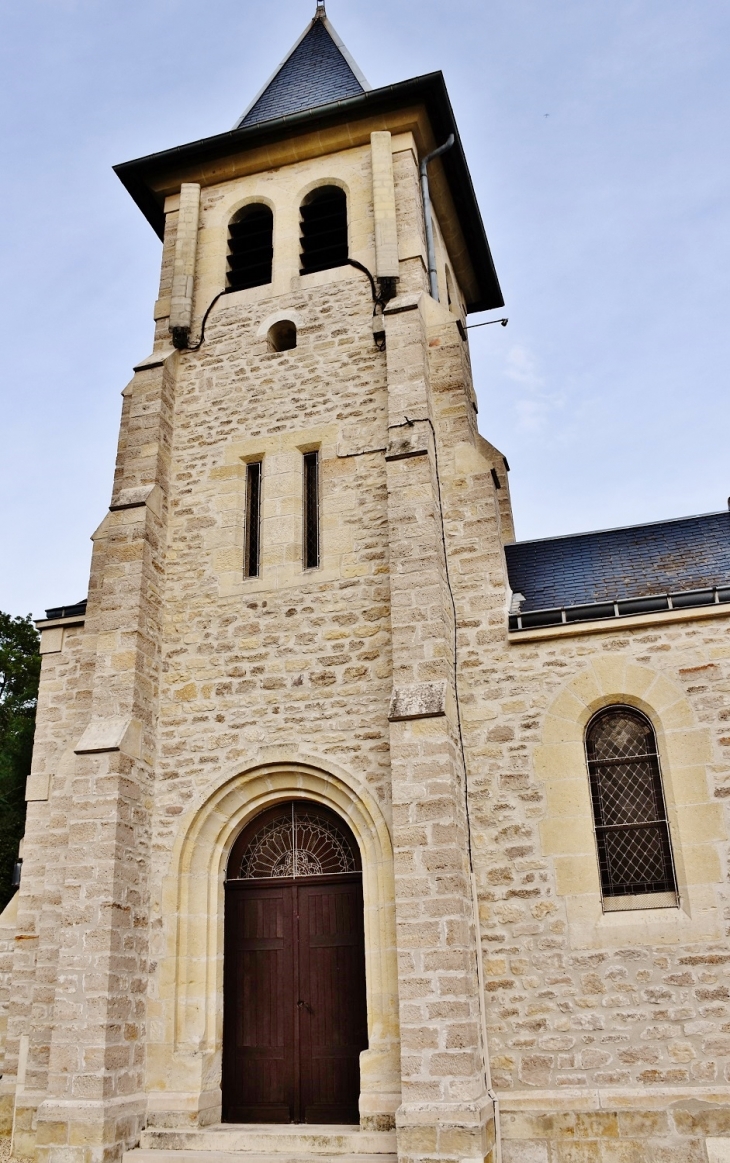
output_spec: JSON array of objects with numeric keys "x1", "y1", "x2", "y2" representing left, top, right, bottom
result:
[
  {"x1": 2, "y1": 8, "x2": 511, "y2": 1163},
  {"x1": 5, "y1": 6, "x2": 730, "y2": 1162}
]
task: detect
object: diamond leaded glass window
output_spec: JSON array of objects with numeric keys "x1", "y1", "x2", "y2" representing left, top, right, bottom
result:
[{"x1": 586, "y1": 707, "x2": 676, "y2": 899}]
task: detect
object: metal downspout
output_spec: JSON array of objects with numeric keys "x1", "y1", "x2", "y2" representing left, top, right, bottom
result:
[
  {"x1": 419, "y1": 135, "x2": 455, "y2": 300},
  {"x1": 472, "y1": 873, "x2": 503, "y2": 1163}
]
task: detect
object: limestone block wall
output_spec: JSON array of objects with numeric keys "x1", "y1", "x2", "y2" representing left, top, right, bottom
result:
[
  {"x1": 0, "y1": 894, "x2": 18, "y2": 1130},
  {"x1": 413, "y1": 283, "x2": 730, "y2": 1154},
  {"x1": 464, "y1": 619, "x2": 730, "y2": 1100},
  {"x1": 135, "y1": 131, "x2": 501, "y2": 1151},
  {"x1": 0, "y1": 116, "x2": 488, "y2": 1157},
  {"x1": 144, "y1": 265, "x2": 396, "y2": 1125},
  {"x1": 29, "y1": 349, "x2": 176, "y2": 1163},
  {"x1": 371, "y1": 132, "x2": 399, "y2": 282},
  {"x1": 3, "y1": 326, "x2": 178, "y2": 1163},
  {"x1": 382, "y1": 294, "x2": 498, "y2": 1163},
  {"x1": 392, "y1": 142, "x2": 429, "y2": 301},
  {"x1": 0, "y1": 618, "x2": 95, "y2": 1146}
]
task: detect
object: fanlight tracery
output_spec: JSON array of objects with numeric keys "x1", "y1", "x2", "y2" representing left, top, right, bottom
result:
[{"x1": 231, "y1": 803, "x2": 359, "y2": 880}]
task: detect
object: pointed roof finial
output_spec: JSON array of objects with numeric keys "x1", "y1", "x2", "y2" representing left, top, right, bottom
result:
[{"x1": 234, "y1": 4, "x2": 369, "y2": 129}]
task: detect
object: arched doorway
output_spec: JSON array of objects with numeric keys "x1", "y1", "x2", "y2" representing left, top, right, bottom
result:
[{"x1": 222, "y1": 801, "x2": 368, "y2": 1124}]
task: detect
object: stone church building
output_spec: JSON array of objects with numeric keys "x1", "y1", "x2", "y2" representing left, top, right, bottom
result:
[{"x1": 1, "y1": 6, "x2": 729, "y2": 1162}]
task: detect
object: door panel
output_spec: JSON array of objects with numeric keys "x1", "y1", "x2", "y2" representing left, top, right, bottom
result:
[
  {"x1": 298, "y1": 880, "x2": 367, "y2": 1123},
  {"x1": 223, "y1": 874, "x2": 366, "y2": 1124},
  {"x1": 223, "y1": 883, "x2": 295, "y2": 1122}
]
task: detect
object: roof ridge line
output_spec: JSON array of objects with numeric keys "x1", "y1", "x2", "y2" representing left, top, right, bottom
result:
[
  {"x1": 508, "y1": 509, "x2": 730, "y2": 548},
  {"x1": 319, "y1": 13, "x2": 371, "y2": 92}
]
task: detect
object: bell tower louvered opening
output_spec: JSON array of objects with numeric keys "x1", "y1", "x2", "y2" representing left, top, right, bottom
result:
[
  {"x1": 227, "y1": 204, "x2": 274, "y2": 292},
  {"x1": 300, "y1": 186, "x2": 348, "y2": 275}
]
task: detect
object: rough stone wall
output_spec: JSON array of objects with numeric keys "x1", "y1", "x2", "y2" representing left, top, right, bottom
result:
[
  {"x1": 383, "y1": 294, "x2": 496, "y2": 1163},
  {"x1": 417, "y1": 278, "x2": 730, "y2": 1157},
  {"x1": 5, "y1": 316, "x2": 178, "y2": 1163},
  {"x1": 144, "y1": 167, "x2": 398, "y2": 1124},
  {"x1": 427, "y1": 379, "x2": 730, "y2": 1097},
  {"x1": 144, "y1": 136, "x2": 428, "y2": 849},
  {"x1": 462, "y1": 618, "x2": 730, "y2": 1098},
  {"x1": 0, "y1": 895, "x2": 18, "y2": 1129},
  {"x1": 0, "y1": 620, "x2": 95, "y2": 1147},
  {"x1": 421, "y1": 328, "x2": 730, "y2": 1095},
  {"x1": 499, "y1": 1107, "x2": 717, "y2": 1162},
  {"x1": 154, "y1": 280, "x2": 392, "y2": 817}
]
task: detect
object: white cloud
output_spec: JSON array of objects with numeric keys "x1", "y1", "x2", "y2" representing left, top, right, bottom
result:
[
  {"x1": 505, "y1": 346, "x2": 565, "y2": 433},
  {"x1": 505, "y1": 345, "x2": 544, "y2": 389}
]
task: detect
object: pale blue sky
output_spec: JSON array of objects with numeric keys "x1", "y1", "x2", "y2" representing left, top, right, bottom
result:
[{"x1": 1, "y1": 0, "x2": 728, "y2": 618}]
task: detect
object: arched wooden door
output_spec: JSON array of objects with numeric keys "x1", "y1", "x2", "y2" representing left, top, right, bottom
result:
[{"x1": 223, "y1": 802, "x2": 368, "y2": 1124}]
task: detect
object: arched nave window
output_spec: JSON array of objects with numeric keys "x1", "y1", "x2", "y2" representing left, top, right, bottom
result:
[{"x1": 586, "y1": 707, "x2": 677, "y2": 903}]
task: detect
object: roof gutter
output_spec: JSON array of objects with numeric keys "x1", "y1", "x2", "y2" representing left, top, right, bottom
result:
[{"x1": 509, "y1": 585, "x2": 730, "y2": 632}]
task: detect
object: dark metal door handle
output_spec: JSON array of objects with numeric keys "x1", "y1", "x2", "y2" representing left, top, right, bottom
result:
[{"x1": 297, "y1": 1000, "x2": 313, "y2": 1013}]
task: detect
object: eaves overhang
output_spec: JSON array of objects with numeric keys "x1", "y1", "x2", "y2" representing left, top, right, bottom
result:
[{"x1": 113, "y1": 72, "x2": 504, "y2": 314}]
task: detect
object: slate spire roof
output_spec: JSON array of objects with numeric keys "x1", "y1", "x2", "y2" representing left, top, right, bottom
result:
[{"x1": 235, "y1": 6, "x2": 370, "y2": 130}]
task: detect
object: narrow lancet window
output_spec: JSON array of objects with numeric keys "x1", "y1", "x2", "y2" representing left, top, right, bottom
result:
[
  {"x1": 586, "y1": 707, "x2": 677, "y2": 903},
  {"x1": 244, "y1": 461, "x2": 262, "y2": 578},
  {"x1": 303, "y1": 451, "x2": 320, "y2": 570},
  {"x1": 227, "y1": 204, "x2": 273, "y2": 292},
  {"x1": 300, "y1": 186, "x2": 348, "y2": 275}
]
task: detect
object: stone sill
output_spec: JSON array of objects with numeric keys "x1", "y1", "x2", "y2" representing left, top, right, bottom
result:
[
  {"x1": 508, "y1": 601, "x2": 730, "y2": 643},
  {"x1": 602, "y1": 891, "x2": 678, "y2": 913}
]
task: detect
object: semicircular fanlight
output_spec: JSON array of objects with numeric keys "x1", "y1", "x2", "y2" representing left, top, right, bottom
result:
[{"x1": 239, "y1": 807, "x2": 358, "y2": 879}]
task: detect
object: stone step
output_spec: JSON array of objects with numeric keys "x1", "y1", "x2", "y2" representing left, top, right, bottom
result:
[
  {"x1": 135, "y1": 1126, "x2": 397, "y2": 1157},
  {"x1": 127, "y1": 1154, "x2": 396, "y2": 1163}
]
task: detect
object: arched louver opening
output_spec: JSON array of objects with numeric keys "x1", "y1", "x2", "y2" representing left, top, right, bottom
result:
[
  {"x1": 300, "y1": 186, "x2": 348, "y2": 275},
  {"x1": 586, "y1": 707, "x2": 677, "y2": 901},
  {"x1": 227, "y1": 204, "x2": 273, "y2": 292}
]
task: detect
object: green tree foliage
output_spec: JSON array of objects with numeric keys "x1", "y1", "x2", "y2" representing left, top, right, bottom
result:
[{"x1": 0, "y1": 612, "x2": 41, "y2": 912}]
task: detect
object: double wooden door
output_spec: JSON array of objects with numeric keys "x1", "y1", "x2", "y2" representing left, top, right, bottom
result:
[{"x1": 223, "y1": 873, "x2": 367, "y2": 1123}]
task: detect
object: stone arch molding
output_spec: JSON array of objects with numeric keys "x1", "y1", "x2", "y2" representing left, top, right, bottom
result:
[
  {"x1": 152, "y1": 754, "x2": 401, "y2": 1127},
  {"x1": 533, "y1": 654, "x2": 725, "y2": 948},
  {"x1": 256, "y1": 307, "x2": 304, "y2": 339},
  {"x1": 206, "y1": 191, "x2": 277, "y2": 238},
  {"x1": 296, "y1": 174, "x2": 351, "y2": 208}
]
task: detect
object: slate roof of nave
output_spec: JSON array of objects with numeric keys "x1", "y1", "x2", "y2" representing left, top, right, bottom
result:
[
  {"x1": 236, "y1": 13, "x2": 368, "y2": 129},
  {"x1": 505, "y1": 510, "x2": 730, "y2": 612}
]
